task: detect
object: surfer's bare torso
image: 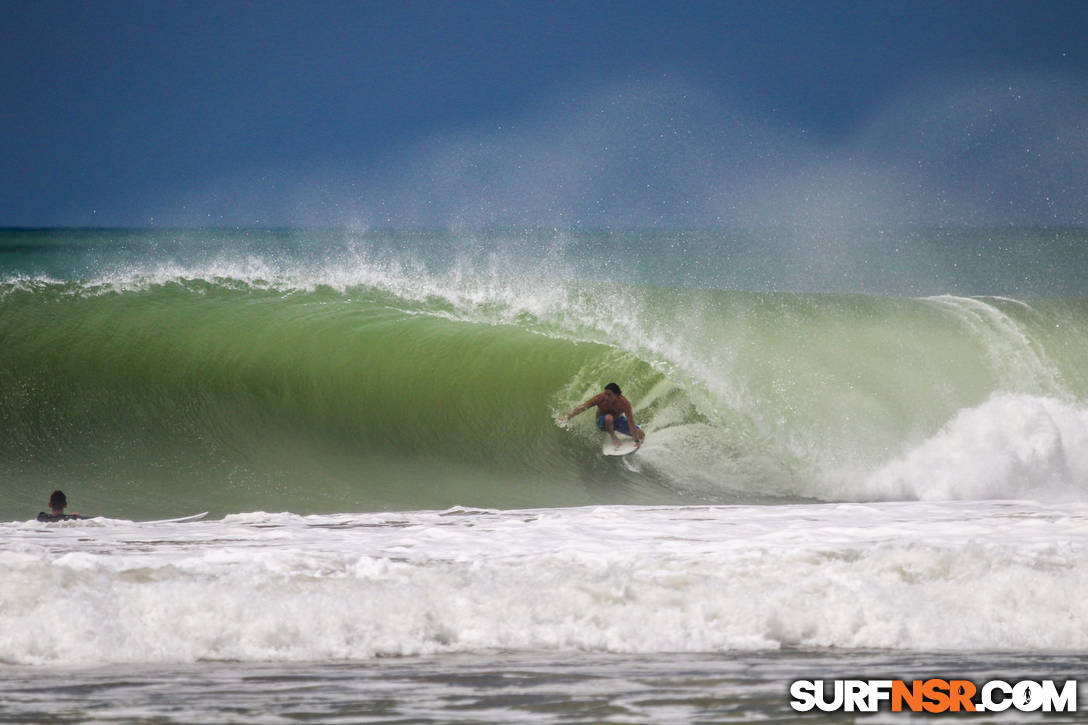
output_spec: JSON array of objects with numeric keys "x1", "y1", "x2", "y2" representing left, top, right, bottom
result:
[{"x1": 585, "y1": 392, "x2": 633, "y2": 419}]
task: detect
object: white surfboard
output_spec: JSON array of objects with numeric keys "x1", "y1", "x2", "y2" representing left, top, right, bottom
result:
[
  {"x1": 602, "y1": 432, "x2": 640, "y2": 456},
  {"x1": 143, "y1": 512, "x2": 209, "y2": 524}
]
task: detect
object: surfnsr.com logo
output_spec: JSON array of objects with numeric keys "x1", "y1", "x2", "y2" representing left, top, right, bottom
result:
[{"x1": 789, "y1": 679, "x2": 1078, "y2": 713}]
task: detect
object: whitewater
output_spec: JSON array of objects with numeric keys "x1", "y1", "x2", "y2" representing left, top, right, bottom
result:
[{"x1": 3, "y1": 227, "x2": 1088, "y2": 723}]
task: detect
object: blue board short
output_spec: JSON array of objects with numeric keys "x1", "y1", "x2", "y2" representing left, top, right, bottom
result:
[{"x1": 597, "y1": 414, "x2": 633, "y2": 435}]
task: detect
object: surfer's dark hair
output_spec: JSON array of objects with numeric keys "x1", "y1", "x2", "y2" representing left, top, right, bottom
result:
[
  {"x1": 49, "y1": 490, "x2": 67, "y2": 509},
  {"x1": 605, "y1": 382, "x2": 622, "y2": 396}
]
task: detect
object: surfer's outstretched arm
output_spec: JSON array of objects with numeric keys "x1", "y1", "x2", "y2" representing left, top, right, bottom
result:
[{"x1": 560, "y1": 394, "x2": 603, "y2": 422}]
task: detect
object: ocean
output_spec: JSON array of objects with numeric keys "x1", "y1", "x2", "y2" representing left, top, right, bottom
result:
[{"x1": 3, "y1": 226, "x2": 1088, "y2": 722}]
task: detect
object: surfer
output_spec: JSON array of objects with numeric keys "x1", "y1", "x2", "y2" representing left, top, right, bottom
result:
[
  {"x1": 561, "y1": 382, "x2": 645, "y2": 448},
  {"x1": 37, "y1": 490, "x2": 85, "y2": 522}
]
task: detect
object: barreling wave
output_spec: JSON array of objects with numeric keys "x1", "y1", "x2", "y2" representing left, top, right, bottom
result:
[{"x1": 4, "y1": 263, "x2": 1088, "y2": 520}]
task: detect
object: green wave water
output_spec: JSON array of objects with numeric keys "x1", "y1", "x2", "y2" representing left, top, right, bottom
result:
[{"x1": 5, "y1": 228, "x2": 1088, "y2": 520}]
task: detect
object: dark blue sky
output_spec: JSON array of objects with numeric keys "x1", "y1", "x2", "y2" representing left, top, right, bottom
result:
[{"x1": 3, "y1": 0, "x2": 1087, "y2": 227}]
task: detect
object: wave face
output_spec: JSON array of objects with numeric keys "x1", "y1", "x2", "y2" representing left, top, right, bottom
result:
[{"x1": 4, "y1": 229, "x2": 1088, "y2": 519}]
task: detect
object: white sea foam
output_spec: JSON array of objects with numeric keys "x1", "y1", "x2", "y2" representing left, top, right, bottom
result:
[
  {"x1": 3, "y1": 501, "x2": 1086, "y2": 665},
  {"x1": 863, "y1": 394, "x2": 1088, "y2": 501}
]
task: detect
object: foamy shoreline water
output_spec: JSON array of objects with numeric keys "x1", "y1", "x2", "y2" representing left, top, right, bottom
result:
[{"x1": 5, "y1": 501, "x2": 1087, "y2": 666}]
